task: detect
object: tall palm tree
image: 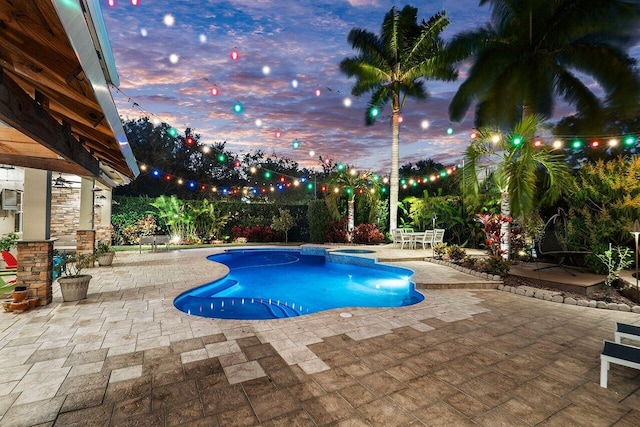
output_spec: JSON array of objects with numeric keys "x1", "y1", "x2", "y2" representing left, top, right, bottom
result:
[
  {"x1": 449, "y1": 0, "x2": 640, "y2": 128},
  {"x1": 463, "y1": 115, "x2": 573, "y2": 258},
  {"x1": 340, "y1": 5, "x2": 456, "y2": 231},
  {"x1": 325, "y1": 169, "x2": 381, "y2": 239}
]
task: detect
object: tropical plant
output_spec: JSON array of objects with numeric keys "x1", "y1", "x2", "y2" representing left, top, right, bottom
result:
[
  {"x1": 95, "y1": 242, "x2": 114, "y2": 255},
  {"x1": 446, "y1": 245, "x2": 467, "y2": 262},
  {"x1": 463, "y1": 116, "x2": 573, "y2": 258},
  {"x1": 0, "y1": 233, "x2": 18, "y2": 252},
  {"x1": 325, "y1": 169, "x2": 381, "y2": 237},
  {"x1": 326, "y1": 218, "x2": 349, "y2": 244},
  {"x1": 351, "y1": 223, "x2": 385, "y2": 244},
  {"x1": 448, "y1": 0, "x2": 640, "y2": 128},
  {"x1": 193, "y1": 199, "x2": 229, "y2": 241},
  {"x1": 271, "y1": 209, "x2": 297, "y2": 243},
  {"x1": 150, "y1": 195, "x2": 198, "y2": 243},
  {"x1": 340, "y1": 5, "x2": 456, "y2": 231},
  {"x1": 597, "y1": 246, "x2": 634, "y2": 300},
  {"x1": 567, "y1": 156, "x2": 640, "y2": 250},
  {"x1": 433, "y1": 243, "x2": 447, "y2": 259}
]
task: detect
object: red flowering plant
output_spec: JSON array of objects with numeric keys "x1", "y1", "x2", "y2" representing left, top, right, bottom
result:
[
  {"x1": 475, "y1": 213, "x2": 512, "y2": 257},
  {"x1": 352, "y1": 223, "x2": 385, "y2": 244},
  {"x1": 326, "y1": 218, "x2": 349, "y2": 243}
]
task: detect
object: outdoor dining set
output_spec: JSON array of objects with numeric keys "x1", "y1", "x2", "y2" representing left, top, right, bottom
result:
[{"x1": 391, "y1": 228, "x2": 445, "y2": 249}]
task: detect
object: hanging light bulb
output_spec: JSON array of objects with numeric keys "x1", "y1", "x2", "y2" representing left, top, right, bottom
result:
[
  {"x1": 274, "y1": 129, "x2": 282, "y2": 138},
  {"x1": 233, "y1": 102, "x2": 243, "y2": 114},
  {"x1": 210, "y1": 87, "x2": 219, "y2": 96},
  {"x1": 230, "y1": 49, "x2": 239, "y2": 61}
]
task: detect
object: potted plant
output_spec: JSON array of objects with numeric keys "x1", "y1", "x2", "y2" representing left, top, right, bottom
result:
[
  {"x1": 0, "y1": 232, "x2": 18, "y2": 253},
  {"x1": 55, "y1": 252, "x2": 95, "y2": 301},
  {"x1": 95, "y1": 242, "x2": 115, "y2": 266}
]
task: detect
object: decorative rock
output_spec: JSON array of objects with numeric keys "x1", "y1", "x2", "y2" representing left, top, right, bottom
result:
[
  {"x1": 588, "y1": 300, "x2": 597, "y2": 308},
  {"x1": 577, "y1": 300, "x2": 589, "y2": 307},
  {"x1": 511, "y1": 287, "x2": 516, "y2": 293},
  {"x1": 543, "y1": 294, "x2": 553, "y2": 301},
  {"x1": 534, "y1": 291, "x2": 545, "y2": 299},
  {"x1": 525, "y1": 290, "x2": 535, "y2": 297},
  {"x1": 564, "y1": 297, "x2": 577, "y2": 305},
  {"x1": 607, "y1": 303, "x2": 619, "y2": 310},
  {"x1": 516, "y1": 288, "x2": 526, "y2": 296},
  {"x1": 618, "y1": 303, "x2": 631, "y2": 312},
  {"x1": 498, "y1": 284, "x2": 504, "y2": 291},
  {"x1": 551, "y1": 295, "x2": 564, "y2": 303},
  {"x1": 632, "y1": 306, "x2": 640, "y2": 314},
  {"x1": 597, "y1": 301, "x2": 608, "y2": 309},
  {"x1": 493, "y1": 275, "x2": 501, "y2": 281}
]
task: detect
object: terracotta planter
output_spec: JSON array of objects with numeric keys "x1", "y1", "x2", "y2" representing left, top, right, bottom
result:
[
  {"x1": 10, "y1": 301, "x2": 27, "y2": 312},
  {"x1": 12, "y1": 290, "x2": 27, "y2": 303},
  {"x1": 58, "y1": 275, "x2": 92, "y2": 302},
  {"x1": 97, "y1": 252, "x2": 115, "y2": 266},
  {"x1": 27, "y1": 298, "x2": 38, "y2": 309}
]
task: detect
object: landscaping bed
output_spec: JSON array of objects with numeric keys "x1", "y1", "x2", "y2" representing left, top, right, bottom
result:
[{"x1": 503, "y1": 274, "x2": 637, "y2": 306}]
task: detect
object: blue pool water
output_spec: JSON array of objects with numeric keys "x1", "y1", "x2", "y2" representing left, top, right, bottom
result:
[{"x1": 173, "y1": 249, "x2": 423, "y2": 320}]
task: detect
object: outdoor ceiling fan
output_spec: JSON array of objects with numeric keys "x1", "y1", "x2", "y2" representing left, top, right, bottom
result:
[{"x1": 52, "y1": 173, "x2": 71, "y2": 189}]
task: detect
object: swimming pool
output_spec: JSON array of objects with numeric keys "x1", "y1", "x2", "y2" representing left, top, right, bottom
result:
[{"x1": 173, "y1": 249, "x2": 423, "y2": 320}]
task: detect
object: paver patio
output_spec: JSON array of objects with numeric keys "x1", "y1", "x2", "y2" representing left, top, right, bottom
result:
[{"x1": 1, "y1": 247, "x2": 639, "y2": 426}]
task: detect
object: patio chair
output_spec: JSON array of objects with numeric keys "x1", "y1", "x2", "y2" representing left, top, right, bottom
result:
[
  {"x1": 432, "y1": 229, "x2": 445, "y2": 246},
  {"x1": 399, "y1": 230, "x2": 415, "y2": 249},
  {"x1": 534, "y1": 208, "x2": 590, "y2": 276},
  {"x1": 414, "y1": 230, "x2": 435, "y2": 249},
  {"x1": 1, "y1": 250, "x2": 17, "y2": 270},
  {"x1": 391, "y1": 229, "x2": 403, "y2": 248}
]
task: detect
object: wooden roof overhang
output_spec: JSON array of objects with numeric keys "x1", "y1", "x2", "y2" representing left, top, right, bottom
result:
[{"x1": 0, "y1": 0, "x2": 139, "y2": 186}]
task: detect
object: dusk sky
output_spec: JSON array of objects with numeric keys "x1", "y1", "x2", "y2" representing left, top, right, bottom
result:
[{"x1": 101, "y1": 1, "x2": 635, "y2": 175}]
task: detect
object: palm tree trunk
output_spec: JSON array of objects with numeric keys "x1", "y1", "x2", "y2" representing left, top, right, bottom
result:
[
  {"x1": 348, "y1": 198, "x2": 355, "y2": 239},
  {"x1": 389, "y1": 94, "x2": 400, "y2": 231},
  {"x1": 500, "y1": 191, "x2": 511, "y2": 259}
]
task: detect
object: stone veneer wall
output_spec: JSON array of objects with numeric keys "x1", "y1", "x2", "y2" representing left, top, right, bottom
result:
[
  {"x1": 51, "y1": 188, "x2": 110, "y2": 243},
  {"x1": 50, "y1": 188, "x2": 80, "y2": 240},
  {"x1": 16, "y1": 240, "x2": 53, "y2": 306}
]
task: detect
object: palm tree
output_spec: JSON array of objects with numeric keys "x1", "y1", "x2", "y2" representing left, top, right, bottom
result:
[
  {"x1": 463, "y1": 115, "x2": 573, "y2": 258},
  {"x1": 340, "y1": 5, "x2": 456, "y2": 231},
  {"x1": 325, "y1": 169, "x2": 381, "y2": 239},
  {"x1": 448, "y1": 0, "x2": 640, "y2": 128}
]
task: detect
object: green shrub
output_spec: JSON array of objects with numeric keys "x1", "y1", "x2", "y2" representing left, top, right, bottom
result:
[
  {"x1": 307, "y1": 200, "x2": 331, "y2": 243},
  {"x1": 433, "y1": 243, "x2": 447, "y2": 259},
  {"x1": 446, "y1": 245, "x2": 467, "y2": 262},
  {"x1": 478, "y1": 256, "x2": 510, "y2": 277},
  {"x1": 461, "y1": 256, "x2": 478, "y2": 269}
]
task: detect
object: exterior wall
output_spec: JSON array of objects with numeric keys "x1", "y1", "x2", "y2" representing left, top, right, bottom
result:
[
  {"x1": 51, "y1": 187, "x2": 81, "y2": 241},
  {"x1": 51, "y1": 187, "x2": 111, "y2": 244}
]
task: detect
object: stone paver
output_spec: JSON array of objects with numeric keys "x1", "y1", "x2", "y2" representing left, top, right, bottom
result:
[{"x1": 0, "y1": 246, "x2": 639, "y2": 426}]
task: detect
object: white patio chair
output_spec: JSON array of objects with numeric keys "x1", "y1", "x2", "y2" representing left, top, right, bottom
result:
[
  {"x1": 432, "y1": 229, "x2": 445, "y2": 246},
  {"x1": 391, "y1": 229, "x2": 403, "y2": 248},
  {"x1": 399, "y1": 230, "x2": 415, "y2": 249},
  {"x1": 414, "y1": 230, "x2": 435, "y2": 249}
]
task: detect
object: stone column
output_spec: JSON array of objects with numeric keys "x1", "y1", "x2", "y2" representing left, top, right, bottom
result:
[
  {"x1": 19, "y1": 168, "x2": 53, "y2": 305},
  {"x1": 78, "y1": 178, "x2": 95, "y2": 253},
  {"x1": 76, "y1": 229, "x2": 96, "y2": 256},
  {"x1": 16, "y1": 240, "x2": 53, "y2": 306}
]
